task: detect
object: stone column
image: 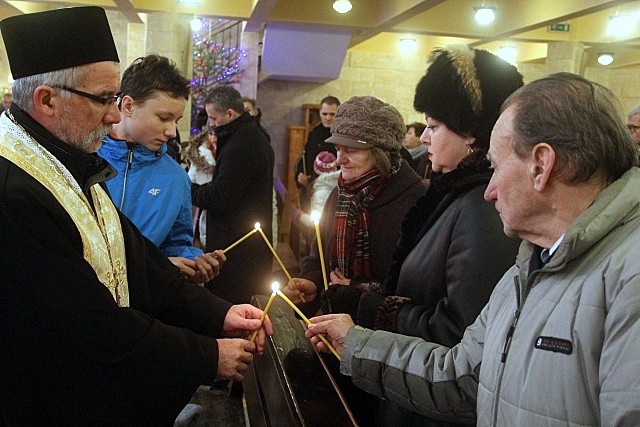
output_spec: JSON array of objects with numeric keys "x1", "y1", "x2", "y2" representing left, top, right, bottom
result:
[
  {"x1": 545, "y1": 41, "x2": 585, "y2": 75},
  {"x1": 237, "y1": 29, "x2": 260, "y2": 99}
]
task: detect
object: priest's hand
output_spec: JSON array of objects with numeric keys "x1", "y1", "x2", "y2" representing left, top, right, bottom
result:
[
  {"x1": 283, "y1": 278, "x2": 317, "y2": 304},
  {"x1": 306, "y1": 313, "x2": 354, "y2": 356},
  {"x1": 216, "y1": 338, "x2": 254, "y2": 381},
  {"x1": 222, "y1": 304, "x2": 274, "y2": 355}
]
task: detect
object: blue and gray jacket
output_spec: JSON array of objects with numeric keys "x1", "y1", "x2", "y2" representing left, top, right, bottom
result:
[{"x1": 99, "y1": 135, "x2": 202, "y2": 259}]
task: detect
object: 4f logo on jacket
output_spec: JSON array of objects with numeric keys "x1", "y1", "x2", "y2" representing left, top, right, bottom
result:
[{"x1": 148, "y1": 188, "x2": 161, "y2": 196}]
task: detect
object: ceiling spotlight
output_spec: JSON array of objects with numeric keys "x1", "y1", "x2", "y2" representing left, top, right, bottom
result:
[
  {"x1": 597, "y1": 53, "x2": 614, "y2": 66},
  {"x1": 399, "y1": 38, "x2": 418, "y2": 53},
  {"x1": 497, "y1": 45, "x2": 517, "y2": 65},
  {"x1": 607, "y1": 14, "x2": 636, "y2": 37},
  {"x1": 333, "y1": 0, "x2": 352, "y2": 14},
  {"x1": 190, "y1": 17, "x2": 202, "y2": 32},
  {"x1": 475, "y1": 7, "x2": 496, "y2": 25}
]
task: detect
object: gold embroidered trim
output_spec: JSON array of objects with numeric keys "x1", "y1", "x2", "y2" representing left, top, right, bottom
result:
[{"x1": 0, "y1": 113, "x2": 129, "y2": 306}]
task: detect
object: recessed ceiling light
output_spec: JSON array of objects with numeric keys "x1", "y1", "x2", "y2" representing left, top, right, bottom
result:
[
  {"x1": 399, "y1": 38, "x2": 418, "y2": 53},
  {"x1": 177, "y1": 0, "x2": 201, "y2": 5},
  {"x1": 333, "y1": 0, "x2": 353, "y2": 14},
  {"x1": 475, "y1": 7, "x2": 496, "y2": 25},
  {"x1": 497, "y1": 45, "x2": 517, "y2": 65},
  {"x1": 607, "y1": 15, "x2": 636, "y2": 37},
  {"x1": 598, "y1": 53, "x2": 614, "y2": 66}
]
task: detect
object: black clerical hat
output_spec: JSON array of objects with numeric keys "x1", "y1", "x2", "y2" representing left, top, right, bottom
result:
[{"x1": 0, "y1": 6, "x2": 119, "y2": 79}]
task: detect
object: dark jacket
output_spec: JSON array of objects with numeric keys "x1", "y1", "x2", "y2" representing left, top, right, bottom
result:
[
  {"x1": 192, "y1": 112, "x2": 274, "y2": 304},
  {"x1": 0, "y1": 106, "x2": 231, "y2": 425},
  {"x1": 295, "y1": 123, "x2": 335, "y2": 181},
  {"x1": 358, "y1": 158, "x2": 520, "y2": 426}
]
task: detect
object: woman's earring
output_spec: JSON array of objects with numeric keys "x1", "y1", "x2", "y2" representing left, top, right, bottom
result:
[{"x1": 467, "y1": 146, "x2": 473, "y2": 155}]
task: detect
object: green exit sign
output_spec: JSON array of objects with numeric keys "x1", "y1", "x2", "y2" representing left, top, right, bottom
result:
[{"x1": 549, "y1": 23, "x2": 570, "y2": 32}]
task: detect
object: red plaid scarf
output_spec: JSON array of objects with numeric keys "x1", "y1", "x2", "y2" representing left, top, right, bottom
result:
[{"x1": 329, "y1": 168, "x2": 388, "y2": 281}]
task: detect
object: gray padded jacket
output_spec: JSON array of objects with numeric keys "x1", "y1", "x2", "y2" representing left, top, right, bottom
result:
[{"x1": 340, "y1": 167, "x2": 640, "y2": 426}]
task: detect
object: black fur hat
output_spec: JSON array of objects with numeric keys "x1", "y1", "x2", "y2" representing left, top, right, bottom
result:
[{"x1": 413, "y1": 46, "x2": 523, "y2": 152}]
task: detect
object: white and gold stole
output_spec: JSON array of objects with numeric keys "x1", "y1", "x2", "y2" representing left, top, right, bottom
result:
[{"x1": 0, "y1": 113, "x2": 129, "y2": 306}]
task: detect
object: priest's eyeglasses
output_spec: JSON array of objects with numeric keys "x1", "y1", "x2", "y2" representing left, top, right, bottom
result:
[{"x1": 53, "y1": 86, "x2": 121, "y2": 106}]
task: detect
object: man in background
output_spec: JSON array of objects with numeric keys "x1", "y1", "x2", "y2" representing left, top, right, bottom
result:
[
  {"x1": 296, "y1": 95, "x2": 340, "y2": 189},
  {"x1": 193, "y1": 85, "x2": 274, "y2": 304},
  {"x1": 2, "y1": 92, "x2": 11, "y2": 110},
  {"x1": 626, "y1": 105, "x2": 640, "y2": 146}
]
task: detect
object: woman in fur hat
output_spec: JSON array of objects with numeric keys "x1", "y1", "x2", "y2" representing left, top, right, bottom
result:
[
  {"x1": 284, "y1": 95, "x2": 427, "y2": 425},
  {"x1": 353, "y1": 46, "x2": 524, "y2": 426}
]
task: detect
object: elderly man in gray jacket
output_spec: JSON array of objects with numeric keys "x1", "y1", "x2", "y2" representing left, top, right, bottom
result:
[{"x1": 306, "y1": 72, "x2": 640, "y2": 426}]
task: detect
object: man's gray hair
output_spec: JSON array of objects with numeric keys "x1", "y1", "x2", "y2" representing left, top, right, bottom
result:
[
  {"x1": 627, "y1": 106, "x2": 640, "y2": 118},
  {"x1": 204, "y1": 85, "x2": 244, "y2": 114},
  {"x1": 502, "y1": 72, "x2": 638, "y2": 186},
  {"x1": 11, "y1": 66, "x2": 86, "y2": 112}
]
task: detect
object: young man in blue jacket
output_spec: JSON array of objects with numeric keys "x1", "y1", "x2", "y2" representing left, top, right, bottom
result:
[{"x1": 99, "y1": 55, "x2": 218, "y2": 283}]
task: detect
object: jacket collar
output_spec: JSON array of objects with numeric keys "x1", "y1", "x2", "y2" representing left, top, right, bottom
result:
[
  {"x1": 213, "y1": 111, "x2": 254, "y2": 144},
  {"x1": 516, "y1": 167, "x2": 640, "y2": 271},
  {"x1": 101, "y1": 133, "x2": 167, "y2": 163}
]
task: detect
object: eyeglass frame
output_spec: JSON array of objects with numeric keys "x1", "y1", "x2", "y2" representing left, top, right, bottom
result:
[{"x1": 52, "y1": 85, "x2": 121, "y2": 106}]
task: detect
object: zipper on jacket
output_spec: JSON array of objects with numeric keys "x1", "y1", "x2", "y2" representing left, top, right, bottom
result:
[
  {"x1": 492, "y1": 276, "x2": 523, "y2": 426},
  {"x1": 501, "y1": 282, "x2": 521, "y2": 363},
  {"x1": 118, "y1": 147, "x2": 134, "y2": 210}
]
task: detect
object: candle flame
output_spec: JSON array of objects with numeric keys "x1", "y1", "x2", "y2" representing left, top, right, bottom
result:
[
  {"x1": 310, "y1": 210, "x2": 321, "y2": 223},
  {"x1": 254, "y1": 222, "x2": 261, "y2": 229},
  {"x1": 271, "y1": 281, "x2": 280, "y2": 293}
]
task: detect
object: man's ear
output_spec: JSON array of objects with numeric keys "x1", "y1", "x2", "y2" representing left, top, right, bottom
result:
[
  {"x1": 32, "y1": 86, "x2": 58, "y2": 117},
  {"x1": 530, "y1": 142, "x2": 556, "y2": 192}
]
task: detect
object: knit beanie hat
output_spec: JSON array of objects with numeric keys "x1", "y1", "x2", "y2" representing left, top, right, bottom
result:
[
  {"x1": 413, "y1": 46, "x2": 523, "y2": 152},
  {"x1": 326, "y1": 96, "x2": 404, "y2": 151},
  {"x1": 313, "y1": 151, "x2": 338, "y2": 174}
]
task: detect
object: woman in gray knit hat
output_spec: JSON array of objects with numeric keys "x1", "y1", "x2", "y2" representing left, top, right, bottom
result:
[
  {"x1": 284, "y1": 95, "x2": 425, "y2": 312},
  {"x1": 283, "y1": 95, "x2": 426, "y2": 425}
]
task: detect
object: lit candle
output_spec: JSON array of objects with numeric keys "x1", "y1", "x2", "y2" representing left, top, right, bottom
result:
[
  {"x1": 301, "y1": 149, "x2": 307, "y2": 176},
  {"x1": 311, "y1": 211, "x2": 328, "y2": 291},
  {"x1": 222, "y1": 224, "x2": 259, "y2": 253},
  {"x1": 250, "y1": 282, "x2": 279, "y2": 342},
  {"x1": 276, "y1": 290, "x2": 340, "y2": 359}
]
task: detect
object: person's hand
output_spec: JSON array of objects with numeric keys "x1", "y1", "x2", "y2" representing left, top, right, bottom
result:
[
  {"x1": 283, "y1": 278, "x2": 317, "y2": 304},
  {"x1": 222, "y1": 304, "x2": 274, "y2": 355},
  {"x1": 169, "y1": 256, "x2": 203, "y2": 282},
  {"x1": 305, "y1": 313, "x2": 354, "y2": 355},
  {"x1": 216, "y1": 338, "x2": 255, "y2": 381},
  {"x1": 297, "y1": 172, "x2": 310, "y2": 186},
  {"x1": 291, "y1": 207, "x2": 304, "y2": 223},
  {"x1": 190, "y1": 251, "x2": 219, "y2": 282},
  {"x1": 329, "y1": 268, "x2": 351, "y2": 286}
]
